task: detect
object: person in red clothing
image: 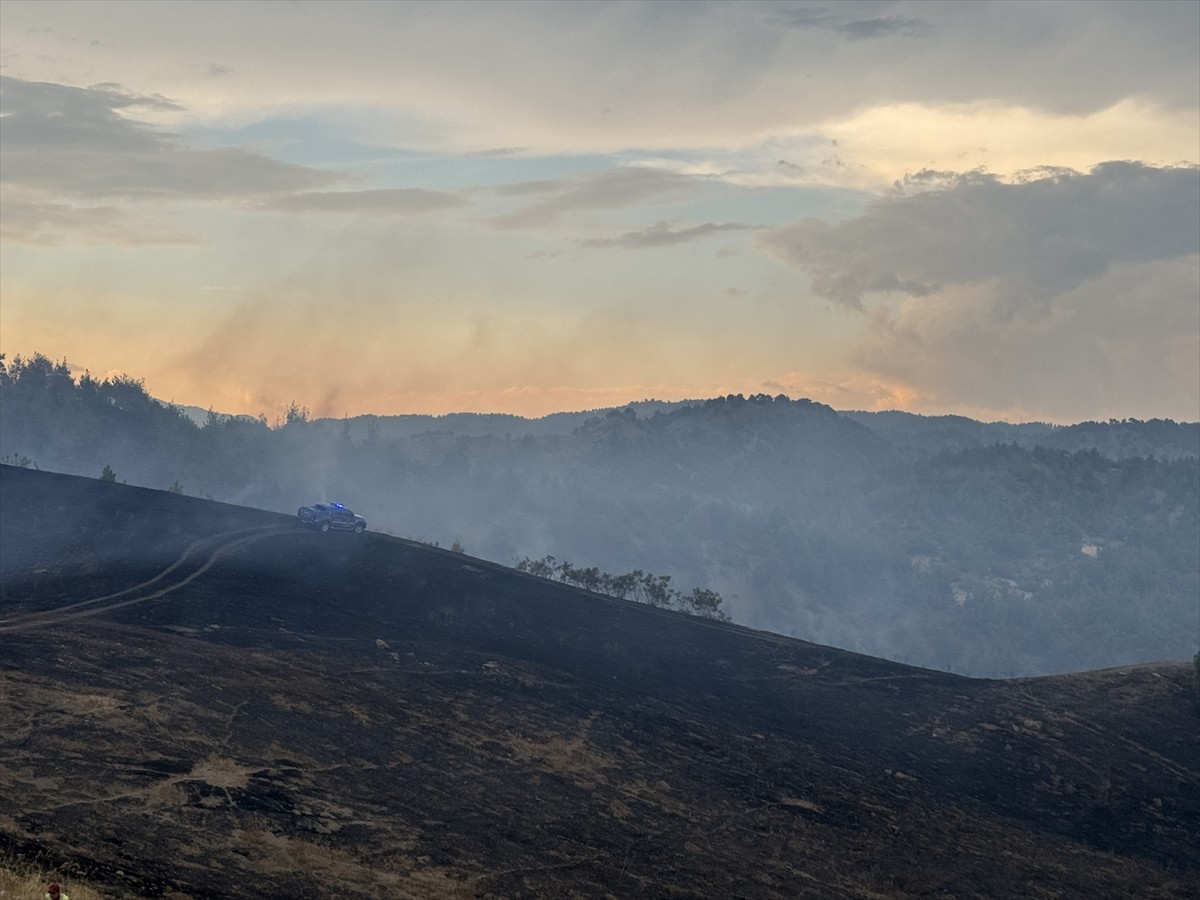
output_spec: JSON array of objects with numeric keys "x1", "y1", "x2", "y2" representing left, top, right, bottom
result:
[{"x1": 45, "y1": 883, "x2": 70, "y2": 900}]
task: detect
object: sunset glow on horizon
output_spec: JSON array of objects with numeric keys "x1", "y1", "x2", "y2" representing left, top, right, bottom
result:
[{"x1": 2, "y1": 1, "x2": 1197, "y2": 424}]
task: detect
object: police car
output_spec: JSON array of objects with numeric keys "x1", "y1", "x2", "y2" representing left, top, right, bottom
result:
[{"x1": 297, "y1": 502, "x2": 367, "y2": 533}]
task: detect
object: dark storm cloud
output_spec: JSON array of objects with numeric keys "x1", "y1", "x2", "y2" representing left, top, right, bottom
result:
[
  {"x1": 757, "y1": 162, "x2": 1200, "y2": 312},
  {"x1": 757, "y1": 161, "x2": 1199, "y2": 420},
  {"x1": 0, "y1": 76, "x2": 336, "y2": 200}
]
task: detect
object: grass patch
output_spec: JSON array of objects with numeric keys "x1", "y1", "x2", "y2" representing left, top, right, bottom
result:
[{"x1": 0, "y1": 853, "x2": 104, "y2": 900}]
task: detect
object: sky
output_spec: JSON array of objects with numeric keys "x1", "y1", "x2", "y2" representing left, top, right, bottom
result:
[{"x1": 1, "y1": 0, "x2": 1197, "y2": 423}]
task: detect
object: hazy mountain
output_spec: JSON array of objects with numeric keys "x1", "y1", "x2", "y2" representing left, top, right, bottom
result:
[
  {"x1": 2, "y1": 355, "x2": 1197, "y2": 677},
  {"x1": 173, "y1": 399, "x2": 704, "y2": 438},
  {"x1": 843, "y1": 410, "x2": 1200, "y2": 459},
  {"x1": 2, "y1": 466, "x2": 1197, "y2": 898}
]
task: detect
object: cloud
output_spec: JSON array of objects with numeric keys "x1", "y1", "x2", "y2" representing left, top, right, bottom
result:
[
  {"x1": 757, "y1": 162, "x2": 1200, "y2": 311},
  {"x1": 849, "y1": 255, "x2": 1200, "y2": 421},
  {"x1": 2, "y1": 1, "x2": 1196, "y2": 164},
  {"x1": 488, "y1": 167, "x2": 700, "y2": 229},
  {"x1": 0, "y1": 194, "x2": 202, "y2": 245},
  {"x1": 488, "y1": 179, "x2": 567, "y2": 198},
  {"x1": 578, "y1": 221, "x2": 753, "y2": 250},
  {"x1": 757, "y1": 161, "x2": 1200, "y2": 421},
  {"x1": 819, "y1": 99, "x2": 1199, "y2": 190},
  {"x1": 773, "y1": 6, "x2": 935, "y2": 41},
  {"x1": 0, "y1": 76, "x2": 336, "y2": 201},
  {"x1": 259, "y1": 188, "x2": 466, "y2": 215},
  {"x1": 464, "y1": 146, "x2": 526, "y2": 157},
  {"x1": 0, "y1": 75, "x2": 469, "y2": 243}
]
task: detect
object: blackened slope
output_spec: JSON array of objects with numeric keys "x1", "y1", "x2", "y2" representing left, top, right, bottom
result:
[
  {"x1": 0, "y1": 464, "x2": 288, "y2": 611},
  {"x1": 0, "y1": 465, "x2": 959, "y2": 731},
  {"x1": 1, "y1": 464, "x2": 1197, "y2": 898}
]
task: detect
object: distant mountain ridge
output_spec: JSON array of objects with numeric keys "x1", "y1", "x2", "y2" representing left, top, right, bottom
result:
[
  {"x1": 176, "y1": 399, "x2": 704, "y2": 439},
  {"x1": 174, "y1": 394, "x2": 1200, "y2": 459},
  {"x1": 843, "y1": 409, "x2": 1200, "y2": 459},
  {"x1": 3, "y1": 355, "x2": 1197, "y2": 677}
]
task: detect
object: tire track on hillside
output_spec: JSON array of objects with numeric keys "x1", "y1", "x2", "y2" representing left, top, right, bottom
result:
[
  {"x1": 0, "y1": 524, "x2": 293, "y2": 633},
  {"x1": 4, "y1": 524, "x2": 278, "y2": 618},
  {"x1": 1024, "y1": 700, "x2": 1200, "y2": 786}
]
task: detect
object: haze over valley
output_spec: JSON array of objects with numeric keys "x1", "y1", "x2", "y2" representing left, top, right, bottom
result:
[
  {"x1": 2, "y1": 465, "x2": 1197, "y2": 898},
  {"x1": 3, "y1": 355, "x2": 1196, "y2": 678}
]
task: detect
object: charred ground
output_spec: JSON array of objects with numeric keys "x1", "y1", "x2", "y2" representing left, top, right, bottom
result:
[{"x1": 0, "y1": 466, "x2": 1197, "y2": 898}]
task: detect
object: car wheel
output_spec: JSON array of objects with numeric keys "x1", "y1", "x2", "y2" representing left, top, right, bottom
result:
[
  {"x1": 354, "y1": 523, "x2": 365, "y2": 533},
  {"x1": 319, "y1": 521, "x2": 331, "y2": 532}
]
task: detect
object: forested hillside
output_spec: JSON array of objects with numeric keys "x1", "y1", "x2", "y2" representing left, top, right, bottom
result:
[
  {"x1": 843, "y1": 410, "x2": 1200, "y2": 459},
  {"x1": 3, "y1": 352, "x2": 1197, "y2": 676}
]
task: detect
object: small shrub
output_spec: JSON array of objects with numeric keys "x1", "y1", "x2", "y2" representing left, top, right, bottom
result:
[{"x1": 516, "y1": 555, "x2": 729, "y2": 621}]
